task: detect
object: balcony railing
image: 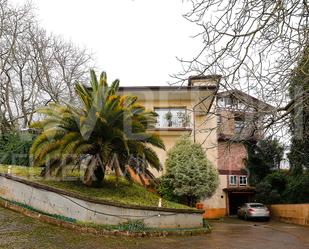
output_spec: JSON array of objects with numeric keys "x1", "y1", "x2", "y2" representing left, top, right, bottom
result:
[{"x1": 154, "y1": 108, "x2": 191, "y2": 129}]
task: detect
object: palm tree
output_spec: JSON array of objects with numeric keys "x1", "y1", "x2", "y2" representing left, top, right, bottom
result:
[{"x1": 30, "y1": 70, "x2": 165, "y2": 187}]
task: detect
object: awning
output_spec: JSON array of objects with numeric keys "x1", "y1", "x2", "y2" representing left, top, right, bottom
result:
[{"x1": 223, "y1": 187, "x2": 255, "y2": 193}]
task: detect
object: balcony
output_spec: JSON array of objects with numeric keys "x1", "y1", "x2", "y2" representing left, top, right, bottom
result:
[{"x1": 154, "y1": 107, "x2": 191, "y2": 129}]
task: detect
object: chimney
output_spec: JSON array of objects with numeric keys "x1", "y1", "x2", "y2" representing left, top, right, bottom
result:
[{"x1": 188, "y1": 75, "x2": 221, "y2": 87}]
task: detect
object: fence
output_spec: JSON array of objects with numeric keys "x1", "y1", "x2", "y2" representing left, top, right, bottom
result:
[{"x1": 271, "y1": 204, "x2": 309, "y2": 226}]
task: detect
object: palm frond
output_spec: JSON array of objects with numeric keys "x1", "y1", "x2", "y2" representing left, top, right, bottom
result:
[
  {"x1": 90, "y1": 69, "x2": 99, "y2": 91},
  {"x1": 30, "y1": 70, "x2": 165, "y2": 182},
  {"x1": 99, "y1": 71, "x2": 108, "y2": 87}
]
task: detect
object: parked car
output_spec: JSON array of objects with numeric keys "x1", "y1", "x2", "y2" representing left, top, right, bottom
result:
[{"x1": 237, "y1": 203, "x2": 270, "y2": 221}]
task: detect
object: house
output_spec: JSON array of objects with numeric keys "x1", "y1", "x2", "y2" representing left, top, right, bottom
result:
[
  {"x1": 119, "y1": 75, "x2": 221, "y2": 179},
  {"x1": 206, "y1": 90, "x2": 274, "y2": 218},
  {"x1": 119, "y1": 77, "x2": 273, "y2": 218}
]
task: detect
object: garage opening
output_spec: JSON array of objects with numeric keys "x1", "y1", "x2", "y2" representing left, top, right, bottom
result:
[{"x1": 228, "y1": 193, "x2": 254, "y2": 215}]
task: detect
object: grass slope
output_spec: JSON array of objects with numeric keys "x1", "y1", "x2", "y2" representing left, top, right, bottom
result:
[{"x1": 0, "y1": 165, "x2": 189, "y2": 209}]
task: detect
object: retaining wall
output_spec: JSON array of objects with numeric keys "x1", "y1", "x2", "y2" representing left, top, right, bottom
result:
[
  {"x1": 0, "y1": 174, "x2": 203, "y2": 229},
  {"x1": 271, "y1": 204, "x2": 309, "y2": 226}
]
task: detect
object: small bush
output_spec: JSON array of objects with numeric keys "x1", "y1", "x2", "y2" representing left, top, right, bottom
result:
[
  {"x1": 264, "y1": 171, "x2": 288, "y2": 194},
  {"x1": 117, "y1": 220, "x2": 146, "y2": 232},
  {"x1": 0, "y1": 132, "x2": 35, "y2": 166},
  {"x1": 255, "y1": 172, "x2": 287, "y2": 204},
  {"x1": 158, "y1": 136, "x2": 218, "y2": 207},
  {"x1": 203, "y1": 219, "x2": 211, "y2": 229},
  {"x1": 157, "y1": 175, "x2": 185, "y2": 203},
  {"x1": 255, "y1": 182, "x2": 281, "y2": 204},
  {"x1": 256, "y1": 171, "x2": 309, "y2": 204},
  {"x1": 283, "y1": 173, "x2": 309, "y2": 204}
]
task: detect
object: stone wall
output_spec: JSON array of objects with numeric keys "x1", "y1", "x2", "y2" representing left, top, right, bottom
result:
[
  {"x1": 0, "y1": 174, "x2": 203, "y2": 229},
  {"x1": 271, "y1": 204, "x2": 309, "y2": 226}
]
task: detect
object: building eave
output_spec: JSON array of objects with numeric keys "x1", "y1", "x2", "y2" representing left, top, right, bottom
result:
[
  {"x1": 217, "y1": 89, "x2": 275, "y2": 111},
  {"x1": 223, "y1": 187, "x2": 255, "y2": 193},
  {"x1": 118, "y1": 85, "x2": 218, "y2": 92},
  {"x1": 188, "y1": 75, "x2": 222, "y2": 86}
]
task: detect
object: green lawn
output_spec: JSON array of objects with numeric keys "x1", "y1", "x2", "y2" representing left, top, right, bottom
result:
[
  {"x1": 0, "y1": 164, "x2": 42, "y2": 178},
  {"x1": 0, "y1": 165, "x2": 190, "y2": 209}
]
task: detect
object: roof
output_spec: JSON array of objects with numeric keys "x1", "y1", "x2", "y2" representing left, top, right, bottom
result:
[
  {"x1": 217, "y1": 89, "x2": 275, "y2": 110},
  {"x1": 223, "y1": 187, "x2": 255, "y2": 193},
  {"x1": 188, "y1": 75, "x2": 222, "y2": 86},
  {"x1": 118, "y1": 85, "x2": 218, "y2": 92},
  {"x1": 118, "y1": 85, "x2": 218, "y2": 102}
]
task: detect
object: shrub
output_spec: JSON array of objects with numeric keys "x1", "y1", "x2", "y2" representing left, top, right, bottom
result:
[
  {"x1": 246, "y1": 138, "x2": 284, "y2": 186},
  {"x1": 255, "y1": 171, "x2": 309, "y2": 204},
  {"x1": 156, "y1": 175, "x2": 185, "y2": 203},
  {"x1": 255, "y1": 172, "x2": 287, "y2": 204},
  {"x1": 158, "y1": 136, "x2": 218, "y2": 207},
  {"x1": 255, "y1": 182, "x2": 281, "y2": 204},
  {"x1": 263, "y1": 171, "x2": 288, "y2": 194},
  {"x1": 283, "y1": 173, "x2": 309, "y2": 203},
  {"x1": 117, "y1": 220, "x2": 145, "y2": 232},
  {"x1": 0, "y1": 132, "x2": 35, "y2": 166}
]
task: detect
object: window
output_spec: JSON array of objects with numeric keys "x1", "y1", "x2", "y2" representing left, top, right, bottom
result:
[
  {"x1": 154, "y1": 108, "x2": 190, "y2": 128},
  {"x1": 239, "y1": 176, "x2": 247, "y2": 186},
  {"x1": 217, "y1": 97, "x2": 235, "y2": 108},
  {"x1": 224, "y1": 97, "x2": 232, "y2": 107},
  {"x1": 217, "y1": 97, "x2": 225, "y2": 108},
  {"x1": 234, "y1": 116, "x2": 245, "y2": 134},
  {"x1": 229, "y1": 175, "x2": 237, "y2": 186}
]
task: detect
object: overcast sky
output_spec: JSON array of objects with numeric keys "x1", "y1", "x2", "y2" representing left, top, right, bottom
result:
[{"x1": 12, "y1": 0, "x2": 201, "y2": 86}]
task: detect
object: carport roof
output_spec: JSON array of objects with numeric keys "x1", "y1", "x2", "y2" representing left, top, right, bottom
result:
[{"x1": 223, "y1": 187, "x2": 255, "y2": 193}]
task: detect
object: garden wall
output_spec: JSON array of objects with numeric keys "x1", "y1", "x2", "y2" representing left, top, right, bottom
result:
[
  {"x1": 271, "y1": 204, "x2": 309, "y2": 226},
  {"x1": 0, "y1": 174, "x2": 203, "y2": 229}
]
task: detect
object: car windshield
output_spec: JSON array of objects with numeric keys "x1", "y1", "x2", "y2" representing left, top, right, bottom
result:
[{"x1": 249, "y1": 204, "x2": 265, "y2": 208}]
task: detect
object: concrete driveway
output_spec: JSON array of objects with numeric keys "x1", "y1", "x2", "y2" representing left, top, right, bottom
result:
[{"x1": 0, "y1": 206, "x2": 308, "y2": 249}]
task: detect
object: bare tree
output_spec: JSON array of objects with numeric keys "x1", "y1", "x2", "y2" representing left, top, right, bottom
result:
[
  {"x1": 171, "y1": 1, "x2": 309, "y2": 171},
  {"x1": 175, "y1": 0, "x2": 308, "y2": 132},
  {"x1": 0, "y1": 0, "x2": 93, "y2": 131},
  {"x1": 0, "y1": 0, "x2": 34, "y2": 130}
]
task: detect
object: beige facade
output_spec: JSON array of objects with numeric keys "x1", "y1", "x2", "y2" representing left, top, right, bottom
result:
[
  {"x1": 119, "y1": 80, "x2": 271, "y2": 219},
  {"x1": 119, "y1": 80, "x2": 220, "y2": 178},
  {"x1": 202, "y1": 174, "x2": 228, "y2": 218}
]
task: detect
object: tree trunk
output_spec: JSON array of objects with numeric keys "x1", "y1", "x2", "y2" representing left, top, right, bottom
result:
[
  {"x1": 187, "y1": 196, "x2": 197, "y2": 207},
  {"x1": 83, "y1": 156, "x2": 105, "y2": 187},
  {"x1": 93, "y1": 165, "x2": 105, "y2": 186}
]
